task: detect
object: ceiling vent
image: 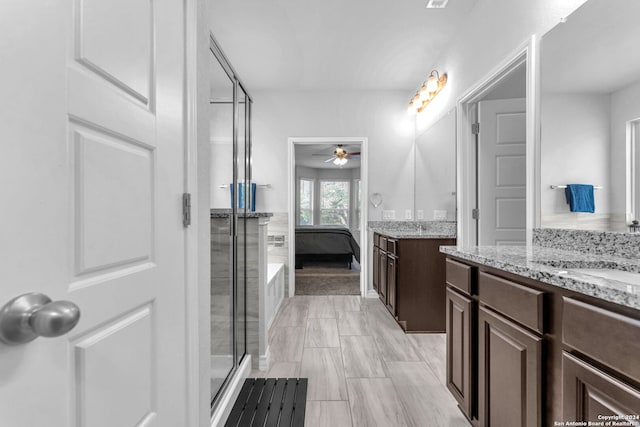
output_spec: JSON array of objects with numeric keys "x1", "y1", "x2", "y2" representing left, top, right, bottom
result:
[{"x1": 426, "y1": 0, "x2": 449, "y2": 8}]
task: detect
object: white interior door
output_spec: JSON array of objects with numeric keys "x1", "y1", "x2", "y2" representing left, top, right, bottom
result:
[
  {"x1": 478, "y1": 98, "x2": 526, "y2": 245},
  {"x1": 0, "y1": 1, "x2": 188, "y2": 426}
]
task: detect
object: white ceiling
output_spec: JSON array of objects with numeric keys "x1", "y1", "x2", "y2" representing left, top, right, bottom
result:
[
  {"x1": 209, "y1": 0, "x2": 478, "y2": 91},
  {"x1": 541, "y1": 0, "x2": 640, "y2": 94},
  {"x1": 295, "y1": 143, "x2": 362, "y2": 169}
]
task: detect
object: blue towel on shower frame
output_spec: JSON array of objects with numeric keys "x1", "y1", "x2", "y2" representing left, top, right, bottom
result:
[
  {"x1": 229, "y1": 182, "x2": 257, "y2": 211},
  {"x1": 564, "y1": 184, "x2": 595, "y2": 213}
]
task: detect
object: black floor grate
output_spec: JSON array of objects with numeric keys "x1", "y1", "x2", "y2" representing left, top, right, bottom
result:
[{"x1": 224, "y1": 378, "x2": 308, "y2": 427}]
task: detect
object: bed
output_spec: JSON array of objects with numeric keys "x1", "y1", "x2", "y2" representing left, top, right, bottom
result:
[{"x1": 295, "y1": 226, "x2": 360, "y2": 269}]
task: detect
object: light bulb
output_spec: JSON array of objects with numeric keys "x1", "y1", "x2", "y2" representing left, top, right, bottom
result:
[
  {"x1": 412, "y1": 94, "x2": 421, "y2": 111},
  {"x1": 426, "y1": 73, "x2": 439, "y2": 93},
  {"x1": 419, "y1": 83, "x2": 429, "y2": 101}
]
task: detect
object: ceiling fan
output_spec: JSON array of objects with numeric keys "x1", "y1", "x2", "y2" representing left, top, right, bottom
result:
[{"x1": 317, "y1": 145, "x2": 360, "y2": 166}]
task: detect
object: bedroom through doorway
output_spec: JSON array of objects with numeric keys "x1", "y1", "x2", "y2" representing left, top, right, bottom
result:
[{"x1": 288, "y1": 137, "x2": 368, "y2": 296}]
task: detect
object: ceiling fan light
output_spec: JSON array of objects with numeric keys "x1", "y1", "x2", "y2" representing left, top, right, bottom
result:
[{"x1": 333, "y1": 157, "x2": 347, "y2": 166}]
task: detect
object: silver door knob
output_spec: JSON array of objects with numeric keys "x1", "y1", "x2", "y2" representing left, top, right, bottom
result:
[{"x1": 0, "y1": 293, "x2": 80, "y2": 345}]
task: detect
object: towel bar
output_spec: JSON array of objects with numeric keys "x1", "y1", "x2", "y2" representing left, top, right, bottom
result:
[
  {"x1": 218, "y1": 184, "x2": 271, "y2": 189},
  {"x1": 550, "y1": 185, "x2": 602, "y2": 190}
]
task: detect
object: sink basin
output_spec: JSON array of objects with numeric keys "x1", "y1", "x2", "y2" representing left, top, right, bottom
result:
[{"x1": 570, "y1": 268, "x2": 640, "y2": 286}]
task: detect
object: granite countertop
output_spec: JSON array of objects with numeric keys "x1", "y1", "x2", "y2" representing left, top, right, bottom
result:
[
  {"x1": 440, "y1": 245, "x2": 640, "y2": 310},
  {"x1": 369, "y1": 221, "x2": 457, "y2": 239},
  {"x1": 210, "y1": 209, "x2": 273, "y2": 218},
  {"x1": 373, "y1": 230, "x2": 457, "y2": 239}
]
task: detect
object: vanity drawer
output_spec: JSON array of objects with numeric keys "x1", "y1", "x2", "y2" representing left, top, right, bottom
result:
[
  {"x1": 386, "y1": 238, "x2": 397, "y2": 255},
  {"x1": 563, "y1": 297, "x2": 640, "y2": 383},
  {"x1": 446, "y1": 258, "x2": 473, "y2": 295},
  {"x1": 379, "y1": 235, "x2": 387, "y2": 250},
  {"x1": 478, "y1": 272, "x2": 544, "y2": 334}
]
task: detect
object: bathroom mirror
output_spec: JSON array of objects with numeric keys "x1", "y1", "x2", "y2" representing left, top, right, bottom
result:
[
  {"x1": 539, "y1": 0, "x2": 640, "y2": 232},
  {"x1": 414, "y1": 109, "x2": 457, "y2": 221}
]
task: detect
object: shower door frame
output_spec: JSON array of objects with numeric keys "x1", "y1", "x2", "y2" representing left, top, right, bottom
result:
[{"x1": 208, "y1": 33, "x2": 254, "y2": 412}]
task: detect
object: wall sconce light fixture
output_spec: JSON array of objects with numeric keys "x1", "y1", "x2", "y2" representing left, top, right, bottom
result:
[{"x1": 407, "y1": 70, "x2": 448, "y2": 115}]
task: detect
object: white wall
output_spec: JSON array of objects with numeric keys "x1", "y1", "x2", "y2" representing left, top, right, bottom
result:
[
  {"x1": 415, "y1": 109, "x2": 456, "y2": 220},
  {"x1": 610, "y1": 80, "x2": 640, "y2": 217},
  {"x1": 538, "y1": 80, "x2": 640, "y2": 229},
  {"x1": 414, "y1": 0, "x2": 588, "y2": 134},
  {"x1": 209, "y1": 103, "x2": 233, "y2": 208},
  {"x1": 252, "y1": 90, "x2": 414, "y2": 220},
  {"x1": 481, "y1": 63, "x2": 526, "y2": 101},
  {"x1": 540, "y1": 94, "x2": 611, "y2": 216},
  {"x1": 248, "y1": 0, "x2": 591, "y2": 224}
]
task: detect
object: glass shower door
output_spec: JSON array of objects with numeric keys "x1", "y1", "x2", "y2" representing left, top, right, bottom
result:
[
  {"x1": 235, "y1": 88, "x2": 248, "y2": 365},
  {"x1": 208, "y1": 34, "x2": 254, "y2": 409},
  {"x1": 209, "y1": 48, "x2": 235, "y2": 402}
]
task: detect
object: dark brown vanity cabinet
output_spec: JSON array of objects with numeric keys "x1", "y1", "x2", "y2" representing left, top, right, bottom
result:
[
  {"x1": 378, "y1": 243, "x2": 387, "y2": 303},
  {"x1": 445, "y1": 258, "x2": 475, "y2": 419},
  {"x1": 372, "y1": 244, "x2": 379, "y2": 293},
  {"x1": 373, "y1": 233, "x2": 455, "y2": 332},
  {"x1": 477, "y1": 272, "x2": 544, "y2": 427},
  {"x1": 478, "y1": 306, "x2": 542, "y2": 427},
  {"x1": 386, "y1": 252, "x2": 397, "y2": 315},
  {"x1": 445, "y1": 261, "x2": 544, "y2": 425},
  {"x1": 562, "y1": 297, "x2": 640, "y2": 423},
  {"x1": 373, "y1": 234, "x2": 395, "y2": 313},
  {"x1": 562, "y1": 352, "x2": 640, "y2": 423},
  {"x1": 446, "y1": 286, "x2": 474, "y2": 419},
  {"x1": 445, "y1": 256, "x2": 640, "y2": 426}
]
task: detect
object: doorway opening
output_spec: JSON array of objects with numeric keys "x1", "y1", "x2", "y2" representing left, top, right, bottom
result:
[
  {"x1": 287, "y1": 137, "x2": 369, "y2": 297},
  {"x1": 456, "y1": 37, "x2": 538, "y2": 246}
]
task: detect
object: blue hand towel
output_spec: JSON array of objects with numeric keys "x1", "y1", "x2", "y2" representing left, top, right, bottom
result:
[
  {"x1": 565, "y1": 184, "x2": 595, "y2": 213},
  {"x1": 230, "y1": 182, "x2": 257, "y2": 211},
  {"x1": 238, "y1": 183, "x2": 245, "y2": 209},
  {"x1": 250, "y1": 183, "x2": 256, "y2": 212}
]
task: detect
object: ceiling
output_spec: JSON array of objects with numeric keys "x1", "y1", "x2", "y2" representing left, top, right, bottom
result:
[
  {"x1": 541, "y1": 0, "x2": 640, "y2": 94},
  {"x1": 295, "y1": 144, "x2": 361, "y2": 169},
  {"x1": 209, "y1": 0, "x2": 478, "y2": 91}
]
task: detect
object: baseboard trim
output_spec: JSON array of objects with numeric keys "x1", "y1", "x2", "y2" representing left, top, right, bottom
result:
[
  {"x1": 210, "y1": 355, "x2": 252, "y2": 427},
  {"x1": 259, "y1": 345, "x2": 270, "y2": 371},
  {"x1": 367, "y1": 289, "x2": 379, "y2": 298}
]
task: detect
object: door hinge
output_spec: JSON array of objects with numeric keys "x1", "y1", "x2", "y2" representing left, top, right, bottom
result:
[
  {"x1": 182, "y1": 193, "x2": 191, "y2": 227},
  {"x1": 471, "y1": 123, "x2": 480, "y2": 135},
  {"x1": 472, "y1": 208, "x2": 479, "y2": 220}
]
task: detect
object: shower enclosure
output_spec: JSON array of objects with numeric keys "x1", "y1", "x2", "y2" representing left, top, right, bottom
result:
[{"x1": 208, "y1": 34, "x2": 253, "y2": 409}]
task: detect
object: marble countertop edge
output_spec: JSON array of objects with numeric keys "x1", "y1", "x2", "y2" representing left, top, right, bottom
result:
[
  {"x1": 440, "y1": 245, "x2": 640, "y2": 311},
  {"x1": 371, "y1": 230, "x2": 457, "y2": 239},
  {"x1": 210, "y1": 209, "x2": 273, "y2": 218},
  {"x1": 368, "y1": 223, "x2": 456, "y2": 239}
]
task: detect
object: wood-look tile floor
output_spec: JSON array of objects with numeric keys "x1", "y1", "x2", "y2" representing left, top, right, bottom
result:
[{"x1": 251, "y1": 296, "x2": 471, "y2": 427}]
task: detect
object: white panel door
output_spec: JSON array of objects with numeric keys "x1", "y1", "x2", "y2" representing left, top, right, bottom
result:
[
  {"x1": 0, "y1": 1, "x2": 188, "y2": 426},
  {"x1": 478, "y1": 98, "x2": 526, "y2": 245}
]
